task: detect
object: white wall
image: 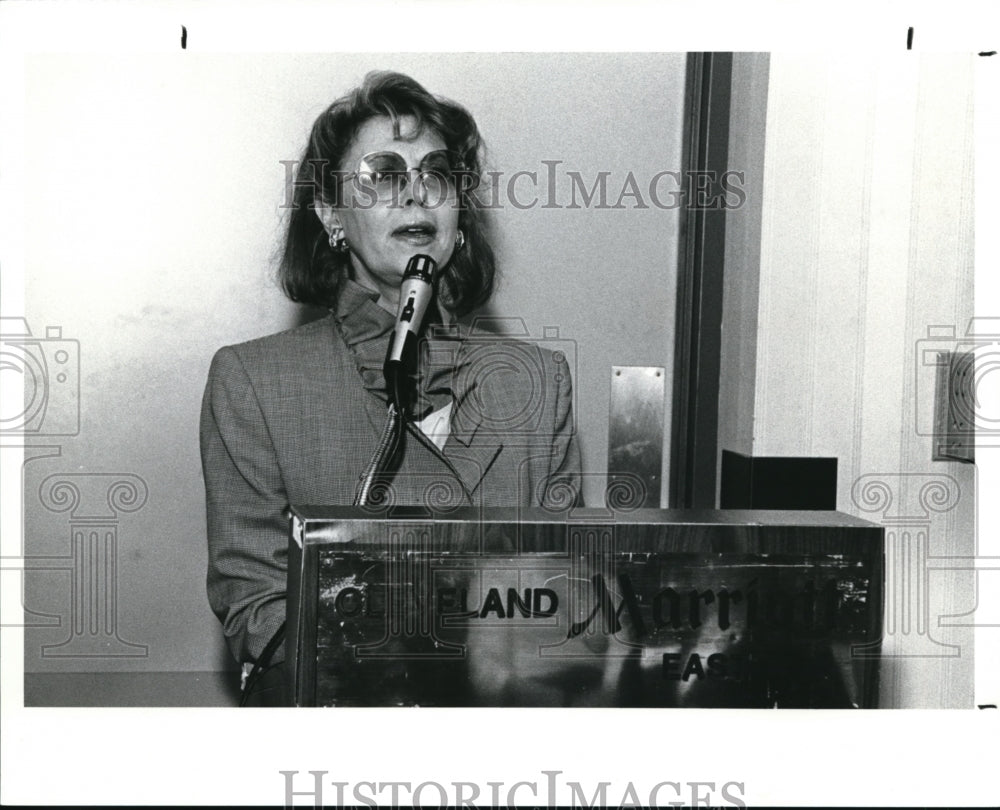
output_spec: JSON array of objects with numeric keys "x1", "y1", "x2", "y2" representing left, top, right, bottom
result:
[
  {"x1": 718, "y1": 53, "x2": 768, "y2": 472},
  {"x1": 19, "y1": 53, "x2": 686, "y2": 676},
  {"x1": 742, "y1": 52, "x2": 977, "y2": 708}
]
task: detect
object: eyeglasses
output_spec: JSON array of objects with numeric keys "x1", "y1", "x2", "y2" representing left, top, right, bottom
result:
[{"x1": 338, "y1": 150, "x2": 479, "y2": 205}]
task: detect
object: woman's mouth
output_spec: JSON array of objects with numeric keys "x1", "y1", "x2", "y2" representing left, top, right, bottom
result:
[{"x1": 392, "y1": 223, "x2": 437, "y2": 246}]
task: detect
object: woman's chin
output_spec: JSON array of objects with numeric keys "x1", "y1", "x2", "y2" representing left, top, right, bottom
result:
[{"x1": 392, "y1": 243, "x2": 452, "y2": 270}]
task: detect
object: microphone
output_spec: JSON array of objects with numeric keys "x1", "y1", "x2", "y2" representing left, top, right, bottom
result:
[{"x1": 384, "y1": 254, "x2": 436, "y2": 414}]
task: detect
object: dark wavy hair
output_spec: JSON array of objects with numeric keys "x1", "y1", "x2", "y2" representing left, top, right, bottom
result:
[{"x1": 279, "y1": 71, "x2": 495, "y2": 317}]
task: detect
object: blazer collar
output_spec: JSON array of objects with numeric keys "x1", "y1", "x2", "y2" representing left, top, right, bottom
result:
[
  {"x1": 334, "y1": 279, "x2": 460, "y2": 421},
  {"x1": 328, "y1": 309, "x2": 504, "y2": 499}
]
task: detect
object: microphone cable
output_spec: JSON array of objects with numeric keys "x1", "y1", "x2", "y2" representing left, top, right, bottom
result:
[
  {"x1": 238, "y1": 621, "x2": 287, "y2": 707},
  {"x1": 354, "y1": 401, "x2": 403, "y2": 506}
]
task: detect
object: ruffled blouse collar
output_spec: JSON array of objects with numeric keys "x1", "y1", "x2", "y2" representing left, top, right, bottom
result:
[{"x1": 332, "y1": 278, "x2": 459, "y2": 419}]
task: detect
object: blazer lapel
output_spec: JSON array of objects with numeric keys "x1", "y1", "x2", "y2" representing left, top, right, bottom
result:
[
  {"x1": 443, "y1": 431, "x2": 503, "y2": 500},
  {"x1": 443, "y1": 364, "x2": 504, "y2": 498}
]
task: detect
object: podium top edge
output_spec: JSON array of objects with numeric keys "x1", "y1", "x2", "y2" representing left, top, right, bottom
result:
[{"x1": 287, "y1": 505, "x2": 883, "y2": 530}]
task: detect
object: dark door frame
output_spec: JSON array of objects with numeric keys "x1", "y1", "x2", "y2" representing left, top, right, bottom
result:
[{"x1": 669, "y1": 52, "x2": 733, "y2": 508}]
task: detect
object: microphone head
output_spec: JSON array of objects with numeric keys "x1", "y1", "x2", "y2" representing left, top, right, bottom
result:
[
  {"x1": 403, "y1": 254, "x2": 436, "y2": 283},
  {"x1": 384, "y1": 254, "x2": 438, "y2": 414}
]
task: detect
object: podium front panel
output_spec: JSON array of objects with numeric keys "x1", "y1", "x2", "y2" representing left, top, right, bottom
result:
[{"x1": 287, "y1": 507, "x2": 883, "y2": 708}]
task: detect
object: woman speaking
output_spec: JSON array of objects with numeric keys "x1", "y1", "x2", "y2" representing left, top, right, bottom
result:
[{"x1": 199, "y1": 71, "x2": 581, "y2": 704}]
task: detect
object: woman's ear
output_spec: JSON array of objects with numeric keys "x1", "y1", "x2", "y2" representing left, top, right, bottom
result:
[{"x1": 314, "y1": 200, "x2": 341, "y2": 236}]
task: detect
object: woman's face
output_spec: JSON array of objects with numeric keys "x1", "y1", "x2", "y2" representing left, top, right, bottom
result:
[{"x1": 329, "y1": 114, "x2": 460, "y2": 308}]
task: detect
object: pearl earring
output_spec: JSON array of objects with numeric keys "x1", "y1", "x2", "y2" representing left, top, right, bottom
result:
[{"x1": 329, "y1": 227, "x2": 349, "y2": 252}]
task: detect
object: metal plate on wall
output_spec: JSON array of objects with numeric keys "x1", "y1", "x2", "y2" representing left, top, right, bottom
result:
[{"x1": 608, "y1": 366, "x2": 665, "y2": 508}]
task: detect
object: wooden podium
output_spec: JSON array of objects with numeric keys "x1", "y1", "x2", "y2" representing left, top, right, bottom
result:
[{"x1": 286, "y1": 507, "x2": 883, "y2": 708}]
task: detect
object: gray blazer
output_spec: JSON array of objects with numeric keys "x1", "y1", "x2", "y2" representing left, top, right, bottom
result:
[{"x1": 200, "y1": 314, "x2": 581, "y2": 664}]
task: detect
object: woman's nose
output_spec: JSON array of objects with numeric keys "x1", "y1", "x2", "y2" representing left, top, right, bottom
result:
[{"x1": 397, "y1": 169, "x2": 427, "y2": 207}]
